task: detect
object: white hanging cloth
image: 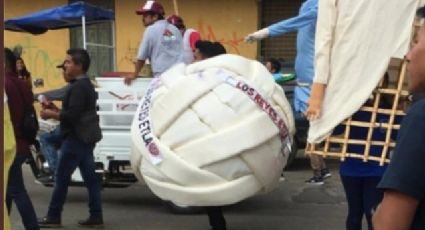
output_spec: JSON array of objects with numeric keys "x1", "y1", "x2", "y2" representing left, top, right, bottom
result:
[{"x1": 308, "y1": 0, "x2": 424, "y2": 143}]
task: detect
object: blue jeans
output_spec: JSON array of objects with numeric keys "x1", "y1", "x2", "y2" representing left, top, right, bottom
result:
[
  {"x1": 47, "y1": 137, "x2": 102, "y2": 219},
  {"x1": 341, "y1": 176, "x2": 383, "y2": 230},
  {"x1": 39, "y1": 127, "x2": 62, "y2": 174},
  {"x1": 6, "y1": 154, "x2": 40, "y2": 230}
]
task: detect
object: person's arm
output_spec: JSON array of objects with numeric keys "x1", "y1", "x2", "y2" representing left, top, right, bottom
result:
[
  {"x1": 55, "y1": 84, "x2": 86, "y2": 124},
  {"x1": 40, "y1": 108, "x2": 60, "y2": 120},
  {"x1": 305, "y1": 0, "x2": 337, "y2": 120},
  {"x1": 34, "y1": 84, "x2": 70, "y2": 101},
  {"x1": 268, "y1": 2, "x2": 318, "y2": 37},
  {"x1": 373, "y1": 190, "x2": 419, "y2": 230},
  {"x1": 125, "y1": 59, "x2": 146, "y2": 85},
  {"x1": 305, "y1": 83, "x2": 326, "y2": 120},
  {"x1": 124, "y1": 29, "x2": 152, "y2": 85},
  {"x1": 245, "y1": 0, "x2": 317, "y2": 42}
]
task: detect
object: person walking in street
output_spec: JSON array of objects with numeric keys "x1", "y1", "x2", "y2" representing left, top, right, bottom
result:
[
  {"x1": 339, "y1": 99, "x2": 400, "y2": 230},
  {"x1": 245, "y1": 0, "x2": 331, "y2": 185},
  {"x1": 4, "y1": 47, "x2": 40, "y2": 230},
  {"x1": 35, "y1": 64, "x2": 71, "y2": 183},
  {"x1": 124, "y1": 0, "x2": 183, "y2": 84},
  {"x1": 38, "y1": 48, "x2": 103, "y2": 228},
  {"x1": 193, "y1": 40, "x2": 228, "y2": 230}
]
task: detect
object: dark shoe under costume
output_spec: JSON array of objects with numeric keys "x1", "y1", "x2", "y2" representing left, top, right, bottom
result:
[{"x1": 207, "y1": 207, "x2": 227, "y2": 230}]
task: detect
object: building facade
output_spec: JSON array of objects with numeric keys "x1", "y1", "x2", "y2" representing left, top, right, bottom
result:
[{"x1": 5, "y1": 0, "x2": 300, "y2": 91}]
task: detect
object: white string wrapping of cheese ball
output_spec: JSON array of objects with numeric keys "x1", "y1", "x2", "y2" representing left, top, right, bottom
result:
[{"x1": 130, "y1": 54, "x2": 295, "y2": 206}]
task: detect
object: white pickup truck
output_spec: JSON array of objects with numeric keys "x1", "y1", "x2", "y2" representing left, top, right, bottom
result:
[
  {"x1": 88, "y1": 77, "x2": 151, "y2": 187},
  {"x1": 34, "y1": 77, "x2": 151, "y2": 188}
]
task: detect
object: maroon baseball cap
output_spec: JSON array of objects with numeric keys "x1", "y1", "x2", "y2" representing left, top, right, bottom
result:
[
  {"x1": 167, "y1": 15, "x2": 185, "y2": 29},
  {"x1": 136, "y1": 1, "x2": 165, "y2": 16}
]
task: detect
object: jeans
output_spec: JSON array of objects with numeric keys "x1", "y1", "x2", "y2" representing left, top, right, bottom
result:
[
  {"x1": 6, "y1": 154, "x2": 40, "y2": 230},
  {"x1": 47, "y1": 137, "x2": 102, "y2": 220},
  {"x1": 293, "y1": 111, "x2": 327, "y2": 177},
  {"x1": 39, "y1": 127, "x2": 62, "y2": 174},
  {"x1": 341, "y1": 176, "x2": 383, "y2": 230},
  {"x1": 310, "y1": 154, "x2": 327, "y2": 177}
]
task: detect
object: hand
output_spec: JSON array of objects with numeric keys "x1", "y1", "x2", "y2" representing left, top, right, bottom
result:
[
  {"x1": 244, "y1": 34, "x2": 256, "y2": 43},
  {"x1": 37, "y1": 94, "x2": 48, "y2": 104},
  {"x1": 244, "y1": 28, "x2": 270, "y2": 43},
  {"x1": 40, "y1": 109, "x2": 59, "y2": 120},
  {"x1": 305, "y1": 102, "x2": 322, "y2": 121},
  {"x1": 304, "y1": 83, "x2": 326, "y2": 121},
  {"x1": 124, "y1": 74, "x2": 137, "y2": 85},
  {"x1": 41, "y1": 101, "x2": 59, "y2": 111},
  {"x1": 41, "y1": 102, "x2": 52, "y2": 110}
]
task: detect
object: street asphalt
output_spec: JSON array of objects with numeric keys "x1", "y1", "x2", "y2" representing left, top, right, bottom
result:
[{"x1": 9, "y1": 154, "x2": 361, "y2": 230}]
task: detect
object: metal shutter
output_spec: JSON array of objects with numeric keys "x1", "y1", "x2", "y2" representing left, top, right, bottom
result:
[{"x1": 260, "y1": 0, "x2": 302, "y2": 63}]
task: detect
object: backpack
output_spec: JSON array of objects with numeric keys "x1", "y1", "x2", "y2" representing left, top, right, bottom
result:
[{"x1": 15, "y1": 80, "x2": 39, "y2": 143}]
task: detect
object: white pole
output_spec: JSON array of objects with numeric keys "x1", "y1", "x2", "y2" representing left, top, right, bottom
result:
[
  {"x1": 173, "y1": 0, "x2": 179, "y2": 15},
  {"x1": 82, "y1": 16, "x2": 87, "y2": 49}
]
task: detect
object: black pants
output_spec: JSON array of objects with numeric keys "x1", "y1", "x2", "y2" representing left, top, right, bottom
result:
[
  {"x1": 341, "y1": 176, "x2": 383, "y2": 230},
  {"x1": 6, "y1": 154, "x2": 40, "y2": 230},
  {"x1": 206, "y1": 206, "x2": 226, "y2": 230}
]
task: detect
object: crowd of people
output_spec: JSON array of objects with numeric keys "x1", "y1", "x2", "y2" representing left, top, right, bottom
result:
[{"x1": 4, "y1": 0, "x2": 425, "y2": 230}]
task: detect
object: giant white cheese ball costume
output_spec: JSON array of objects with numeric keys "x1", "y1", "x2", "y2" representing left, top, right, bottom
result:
[{"x1": 130, "y1": 54, "x2": 295, "y2": 206}]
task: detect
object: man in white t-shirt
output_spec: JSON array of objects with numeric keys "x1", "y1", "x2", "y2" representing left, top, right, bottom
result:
[
  {"x1": 124, "y1": 0, "x2": 183, "y2": 85},
  {"x1": 167, "y1": 14, "x2": 201, "y2": 64}
]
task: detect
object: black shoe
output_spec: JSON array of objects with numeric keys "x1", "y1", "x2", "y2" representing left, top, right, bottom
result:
[
  {"x1": 305, "y1": 176, "x2": 324, "y2": 185},
  {"x1": 38, "y1": 216, "x2": 62, "y2": 228},
  {"x1": 78, "y1": 216, "x2": 104, "y2": 228},
  {"x1": 35, "y1": 175, "x2": 54, "y2": 185},
  {"x1": 321, "y1": 168, "x2": 332, "y2": 179}
]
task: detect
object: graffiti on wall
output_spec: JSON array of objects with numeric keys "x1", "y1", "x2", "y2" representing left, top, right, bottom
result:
[
  {"x1": 118, "y1": 41, "x2": 138, "y2": 68},
  {"x1": 197, "y1": 21, "x2": 245, "y2": 54},
  {"x1": 7, "y1": 37, "x2": 65, "y2": 89}
]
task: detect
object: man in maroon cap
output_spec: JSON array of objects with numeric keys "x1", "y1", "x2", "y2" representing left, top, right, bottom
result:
[
  {"x1": 167, "y1": 14, "x2": 201, "y2": 64},
  {"x1": 124, "y1": 0, "x2": 183, "y2": 85}
]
